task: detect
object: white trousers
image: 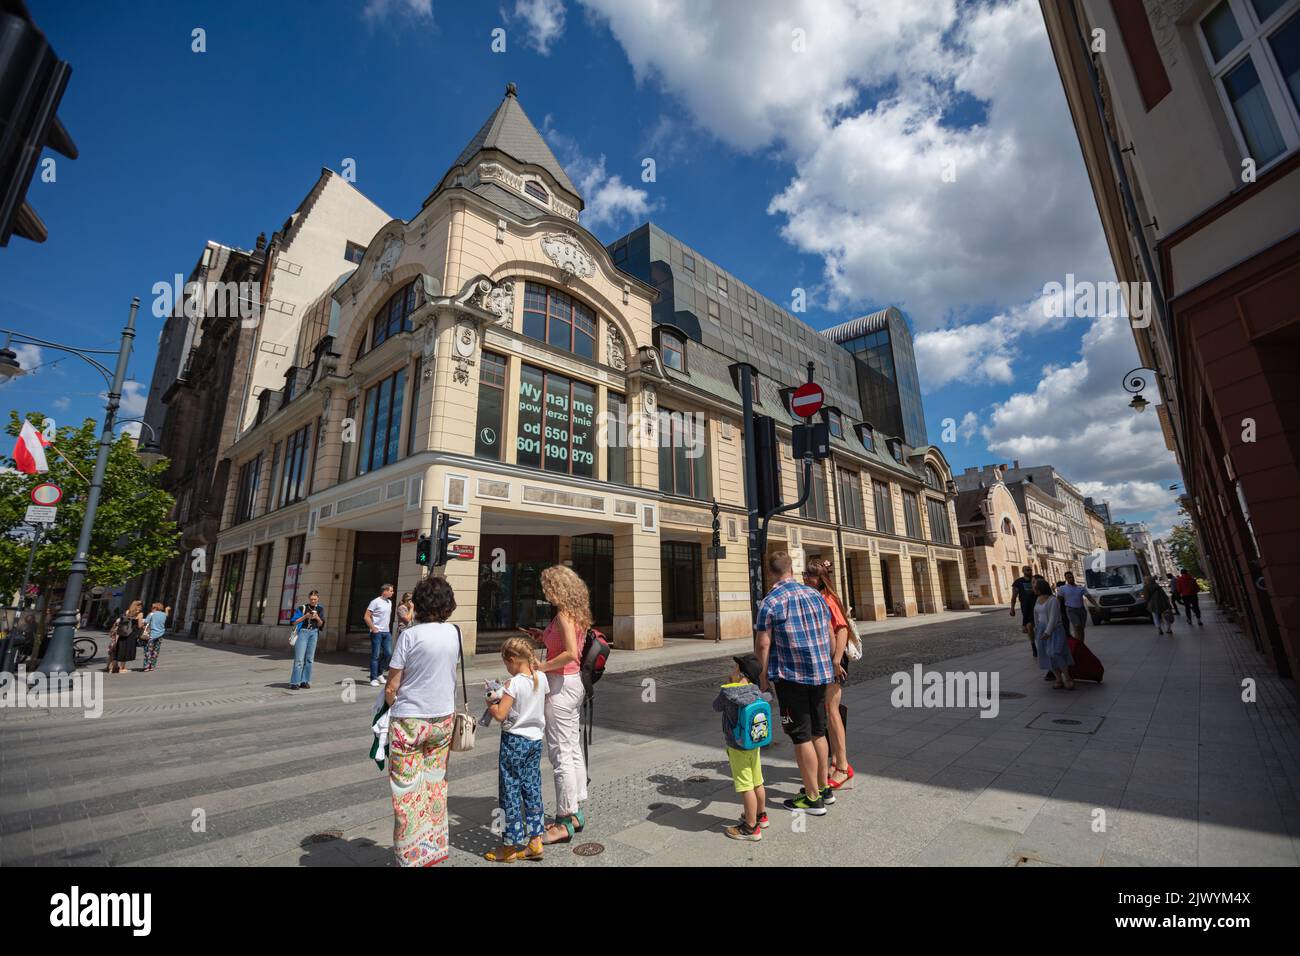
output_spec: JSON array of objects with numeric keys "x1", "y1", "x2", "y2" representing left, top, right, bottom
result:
[{"x1": 544, "y1": 672, "x2": 588, "y2": 816}]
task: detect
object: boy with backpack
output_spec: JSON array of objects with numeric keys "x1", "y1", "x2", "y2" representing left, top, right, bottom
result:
[{"x1": 714, "y1": 653, "x2": 772, "y2": 842}]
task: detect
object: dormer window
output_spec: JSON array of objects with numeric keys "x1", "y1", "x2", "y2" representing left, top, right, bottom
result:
[
  {"x1": 824, "y1": 408, "x2": 843, "y2": 439},
  {"x1": 524, "y1": 180, "x2": 549, "y2": 204},
  {"x1": 887, "y1": 438, "x2": 903, "y2": 463},
  {"x1": 854, "y1": 421, "x2": 875, "y2": 452},
  {"x1": 657, "y1": 329, "x2": 686, "y2": 372}
]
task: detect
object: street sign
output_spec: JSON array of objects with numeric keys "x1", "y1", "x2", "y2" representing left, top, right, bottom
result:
[
  {"x1": 448, "y1": 544, "x2": 475, "y2": 560},
  {"x1": 31, "y1": 482, "x2": 62, "y2": 505},
  {"x1": 25, "y1": 504, "x2": 57, "y2": 523},
  {"x1": 791, "y1": 382, "x2": 824, "y2": 418}
]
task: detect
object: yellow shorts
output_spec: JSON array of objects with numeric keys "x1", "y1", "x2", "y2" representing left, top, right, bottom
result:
[{"x1": 726, "y1": 746, "x2": 763, "y2": 793}]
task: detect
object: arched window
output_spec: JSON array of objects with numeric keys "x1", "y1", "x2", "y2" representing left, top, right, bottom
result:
[
  {"x1": 925, "y1": 463, "x2": 943, "y2": 490},
  {"x1": 369, "y1": 278, "x2": 420, "y2": 352},
  {"x1": 522, "y1": 281, "x2": 596, "y2": 360},
  {"x1": 524, "y1": 180, "x2": 549, "y2": 204},
  {"x1": 657, "y1": 328, "x2": 686, "y2": 372},
  {"x1": 1001, "y1": 517, "x2": 1015, "y2": 536}
]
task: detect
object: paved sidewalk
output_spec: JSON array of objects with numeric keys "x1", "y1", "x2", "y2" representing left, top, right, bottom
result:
[{"x1": 1, "y1": 603, "x2": 1296, "y2": 867}]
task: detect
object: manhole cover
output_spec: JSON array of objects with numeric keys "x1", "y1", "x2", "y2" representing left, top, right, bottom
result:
[
  {"x1": 306, "y1": 830, "x2": 343, "y2": 843},
  {"x1": 1052, "y1": 718, "x2": 1082, "y2": 726},
  {"x1": 999, "y1": 691, "x2": 1026, "y2": 700},
  {"x1": 1027, "y1": 712, "x2": 1104, "y2": 734},
  {"x1": 573, "y1": 842, "x2": 605, "y2": 857},
  {"x1": 686, "y1": 775, "x2": 710, "y2": 783}
]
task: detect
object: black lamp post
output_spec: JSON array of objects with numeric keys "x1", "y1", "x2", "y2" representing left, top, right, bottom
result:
[{"x1": 0, "y1": 298, "x2": 139, "y2": 680}]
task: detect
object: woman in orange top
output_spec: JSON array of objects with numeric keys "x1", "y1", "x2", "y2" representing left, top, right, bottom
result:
[{"x1": 803, "y1": 558, "x2": 855, "y2": 789}]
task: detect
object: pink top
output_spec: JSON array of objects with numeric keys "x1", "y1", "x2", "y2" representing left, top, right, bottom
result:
[{"x1": 542, "y1": 616, "x2": 581, "y2": 675}]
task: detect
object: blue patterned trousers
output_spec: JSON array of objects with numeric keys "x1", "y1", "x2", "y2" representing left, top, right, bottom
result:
[{"x1": 498, "y1": 732, "x2": 544, "y2": 845}]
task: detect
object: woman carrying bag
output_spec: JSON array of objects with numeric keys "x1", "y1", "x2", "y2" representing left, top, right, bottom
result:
[
  {"x1": 107, "y1": 601, "x2": 144, "y2": 675},
  {"x1": 383, "y1": 576, "x2": 471, "y2": 867},
  {"x1": 1033, "y1": 580, "x2": 1075, "y2": 690}
]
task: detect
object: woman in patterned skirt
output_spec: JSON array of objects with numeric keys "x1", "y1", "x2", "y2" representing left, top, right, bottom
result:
[{"x1": 384, "y1": 576, "x2": 462, "y2": 866}]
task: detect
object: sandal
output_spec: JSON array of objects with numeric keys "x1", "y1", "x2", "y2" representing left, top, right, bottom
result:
[
  {"x1": 485, "y1": 844, "x2": 524, "y2": 863},
  {"x1": 542, "y1": 819, "x2": 574, "y2": 845},
  {"x1": 521, "y1": 837, "x2": 544, "y2": 860},
  {"x1": 828, "y1": 764, "x2": 854, "y2": 789},
  {"x1": 561, "y1": 809, "x2": 586, "y2": 833}
]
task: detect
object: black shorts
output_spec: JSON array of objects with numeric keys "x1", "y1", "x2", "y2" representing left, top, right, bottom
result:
[
  {"x1": 774, "y1": 680, "x2": 828, "y2": 744},
  {"x1": 1019, "y1": 603, "x2": 1034, "y2": 625}
]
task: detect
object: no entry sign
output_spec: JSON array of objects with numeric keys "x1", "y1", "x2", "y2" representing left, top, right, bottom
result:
[
  {"x1": 31, "y1": 482, "x2": 62, "y2": 505},
  {"x1": 791, "y1": 382, "x2": 824, "y2": 418}
]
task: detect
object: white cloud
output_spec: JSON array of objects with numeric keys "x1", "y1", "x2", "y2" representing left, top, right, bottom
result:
[
  {"x1": 508, "y1": 0, "x2": 567, "y2": 54},
  {"x1": 544, "y1": 118, "x2": 655, "y2": 231},
  {"x1": 52, "y1": 397, "x2": 70, "y2": 411},
  {"x1": 979, "y1": 314, "x2": 1182, "y2": 502},
  {"x1": 579, "y1": 0, "x2": 1113, "y2": 326},
  {"x1": 362, "y1": 0, "x2": 433, "y2": 24}
]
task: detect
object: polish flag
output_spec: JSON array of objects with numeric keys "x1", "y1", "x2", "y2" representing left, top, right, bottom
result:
[{"x1": 13, "y1": 421, "x2": 50, "y2": 474}]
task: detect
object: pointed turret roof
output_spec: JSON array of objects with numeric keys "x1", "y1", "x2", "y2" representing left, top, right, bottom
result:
[{"x1": 451, "y1": 83, "x2": 578, "y2": 196}]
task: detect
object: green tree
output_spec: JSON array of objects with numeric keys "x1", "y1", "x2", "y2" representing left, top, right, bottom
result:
[
  {"x1": 1104, "y1": 524, "x2": 1131, "y2": 550},
  {"x1": 1168, "y1": 512, "x2": 1204, "y2": 579},
  {"x1": 0, "y1": 412, "x2": 178, "y2": 602}
]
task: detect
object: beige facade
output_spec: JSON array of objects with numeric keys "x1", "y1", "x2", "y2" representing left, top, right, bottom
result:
[
  {"x1": 955, "y1": 472, "x2": 1031, "y2": 606},
  {"x1": 197, "y1": 87, "x2": 968, "y2": 657}
]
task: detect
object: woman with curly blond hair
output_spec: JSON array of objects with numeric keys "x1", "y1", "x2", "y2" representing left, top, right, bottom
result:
[{"x1": 521, "y1": 564, "x2": 592, "y2": 844}]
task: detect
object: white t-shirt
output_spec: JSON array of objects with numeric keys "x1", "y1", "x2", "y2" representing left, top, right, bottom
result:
[
  {"x1": 367, "y1": 597, "x2": 392, "y2": 632},
  {"x1": 500, "y1": 671, "x2": 547, "y2": 741},
  {"x1": 388, "y1": 622, "x2": 460, "y2": 719}
]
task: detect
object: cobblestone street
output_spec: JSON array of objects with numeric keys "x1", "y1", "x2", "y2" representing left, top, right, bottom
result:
[{"x1": 3, "y1": 604, "x2": 1296, "y2": 867}]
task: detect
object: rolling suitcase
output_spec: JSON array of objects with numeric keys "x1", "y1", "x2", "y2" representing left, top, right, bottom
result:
[{"x1": 1068, "y1": 637, "x2": 1104, "y2": 683}]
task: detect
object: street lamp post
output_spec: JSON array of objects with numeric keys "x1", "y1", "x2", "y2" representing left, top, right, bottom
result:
[{"x1": 0, "y1": 298, "x2": 139, "y2": 680}]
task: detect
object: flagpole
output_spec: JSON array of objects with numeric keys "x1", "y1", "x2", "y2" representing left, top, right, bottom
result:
[{"x1": 44, "y1": 441, "x2": 89, "y2": 484}]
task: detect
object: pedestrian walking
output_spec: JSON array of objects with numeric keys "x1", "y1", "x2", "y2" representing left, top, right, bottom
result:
[
  {"x1": 754, "y1": 551, "x2": 835, "y2": 816},
  {"x1": 1057, "y1": 571, "x2": 1095, "y2": 641},
  {"x1": 142, "y1": 602, "x2": 167, "y2": 671},
  {"x1": 384, "y1": 575, "x2": 462, "y2": 867},
  {"x1": 715, "y1": 653, "x2": 770, "y2": 842},
  {"x1": 528, "y1": 565, "x2": 591, "y2": 845},
  {"x1": 394, "y1": 591, "x2": 414, "y2": 638},
  {"x1": 1033, "y1": 580, "x2": 1075, "y2": 689},
  {"x1": 802, "y1": 557, "x2": 856, "y2": 791},
  {"x1": 1175, "y1": 569, "x2": 1204, "y2": 626},
  {"x1": 289, "y1": 590, "x2": 325, "y2": 689},
  {"x1": 107, "y1": 600, "x2": 143, "y2": 674},
  {"x1": 1166, "y1": 574, "x2": 1181, "y2": 612},
  {"x1": 1141, "y1": 575, "x2": 1176, "y2": 635},
  {"x1": 1008, "y1": 566, "x2": 1037, "y2": 655},
  {"x1": 483, "y1": 636, "x2": 548, "y2": 863},
  {"x1": 365, "y1": 584, "x2": 395, "y2": 687}
]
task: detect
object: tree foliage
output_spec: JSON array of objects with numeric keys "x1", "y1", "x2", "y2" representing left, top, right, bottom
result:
[
  {"x1": 1104, "y1": 524, "x2": 1131, "y2": 551},
  {"x1": 1168, "y1": 513, "x2": 1204, "y2": 580},
  {"x1": 0, "y1": 412, "x2": 178, "y2": 601}
]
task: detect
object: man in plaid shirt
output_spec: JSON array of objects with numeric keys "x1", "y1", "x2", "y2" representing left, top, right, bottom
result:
[{"x1": 755, "y1": 551, "x2": 834, "y2": 815}]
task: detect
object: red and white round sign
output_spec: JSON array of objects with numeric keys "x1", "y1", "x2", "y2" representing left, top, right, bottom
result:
[
  {"x1": 791, "y1": 382, "x2": 825, "y2": 418},
  {"x1": 31, "y1": 482, "x2": 63, "y2": 505}
]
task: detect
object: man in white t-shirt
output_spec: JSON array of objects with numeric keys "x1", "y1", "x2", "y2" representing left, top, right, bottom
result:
[
  {"x1": 1058, "y1": 571, "x2": 1095, "y2": 640},
  {"x1": 365, "y1": 584, "x2": 395, "y2": 686}
]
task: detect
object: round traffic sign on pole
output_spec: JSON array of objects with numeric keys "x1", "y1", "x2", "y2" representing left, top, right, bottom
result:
[
  {"x1": 31, "y1": 482, "x2": 63, "y2": 506},
  {"x1": 791, "y1": 382, "x2": 825, "y2": 418}
]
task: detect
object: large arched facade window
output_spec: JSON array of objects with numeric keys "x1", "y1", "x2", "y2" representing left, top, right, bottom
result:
[
  {"x1": 924, "y1": 463, "x2": 944, "y2": 490},
  {"x1": 522, "y1": 281, "x2": 597, "y2": 361}
]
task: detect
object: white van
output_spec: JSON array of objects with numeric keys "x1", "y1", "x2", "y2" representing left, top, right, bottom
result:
[{"x1": 1085, "y1": 549, "x2": 1152, "y2": 625}]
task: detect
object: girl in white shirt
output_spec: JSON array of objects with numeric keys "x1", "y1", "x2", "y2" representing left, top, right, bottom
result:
[{"x1": 484, "y1": 637, "x2": 548, "y2": 862}]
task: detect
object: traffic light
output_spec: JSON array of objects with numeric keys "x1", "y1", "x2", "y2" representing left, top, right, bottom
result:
[
  {"x1": 415, "y1": 533, "x2": 432, "y2": 566},
  {"x1": 435, "y1": 510, "x2": 462, "y2": 567},
  {"x1": 792, "y1": 421, "x2": 830, "y2": 461},
  {"x1": 753, "y1": 414, "x2": 783, "y2": 517},
  {"x1": 1, "y1": 2, "x2": 79, "y2": 247}
]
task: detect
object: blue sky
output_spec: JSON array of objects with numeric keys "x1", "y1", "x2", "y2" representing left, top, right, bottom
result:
[{"x1": 0, "y1": 0, "x2": 1184, "y2": 532}]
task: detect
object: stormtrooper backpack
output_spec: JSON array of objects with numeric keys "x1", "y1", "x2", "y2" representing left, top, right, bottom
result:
[{"x1": 733, "y1": 697, "x2": 773, "y2": 751}]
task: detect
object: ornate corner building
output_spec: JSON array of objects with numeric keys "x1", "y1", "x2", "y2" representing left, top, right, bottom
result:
[{"x1": 149, "y1": 85, "x2": 971, "y2": 656}]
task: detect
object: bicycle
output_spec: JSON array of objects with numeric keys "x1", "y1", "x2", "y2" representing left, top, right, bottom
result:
[{"x1": 73, "y1": 635, "x2": 98, "y2": 665}]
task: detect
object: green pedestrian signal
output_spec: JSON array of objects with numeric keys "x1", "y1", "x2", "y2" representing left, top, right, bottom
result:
[{"x1": 415, "y1": 534, "x2": 432, "y2": 566}]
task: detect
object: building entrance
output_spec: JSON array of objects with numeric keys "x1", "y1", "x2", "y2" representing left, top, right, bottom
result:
[{"x1": 347, "y1": 531, "x2": 402, "y2": 631}]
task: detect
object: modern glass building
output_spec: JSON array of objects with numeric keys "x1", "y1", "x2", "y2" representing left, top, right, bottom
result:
[{"x1": 824, "y1": 308, "x2": 928, "y2": 449}]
